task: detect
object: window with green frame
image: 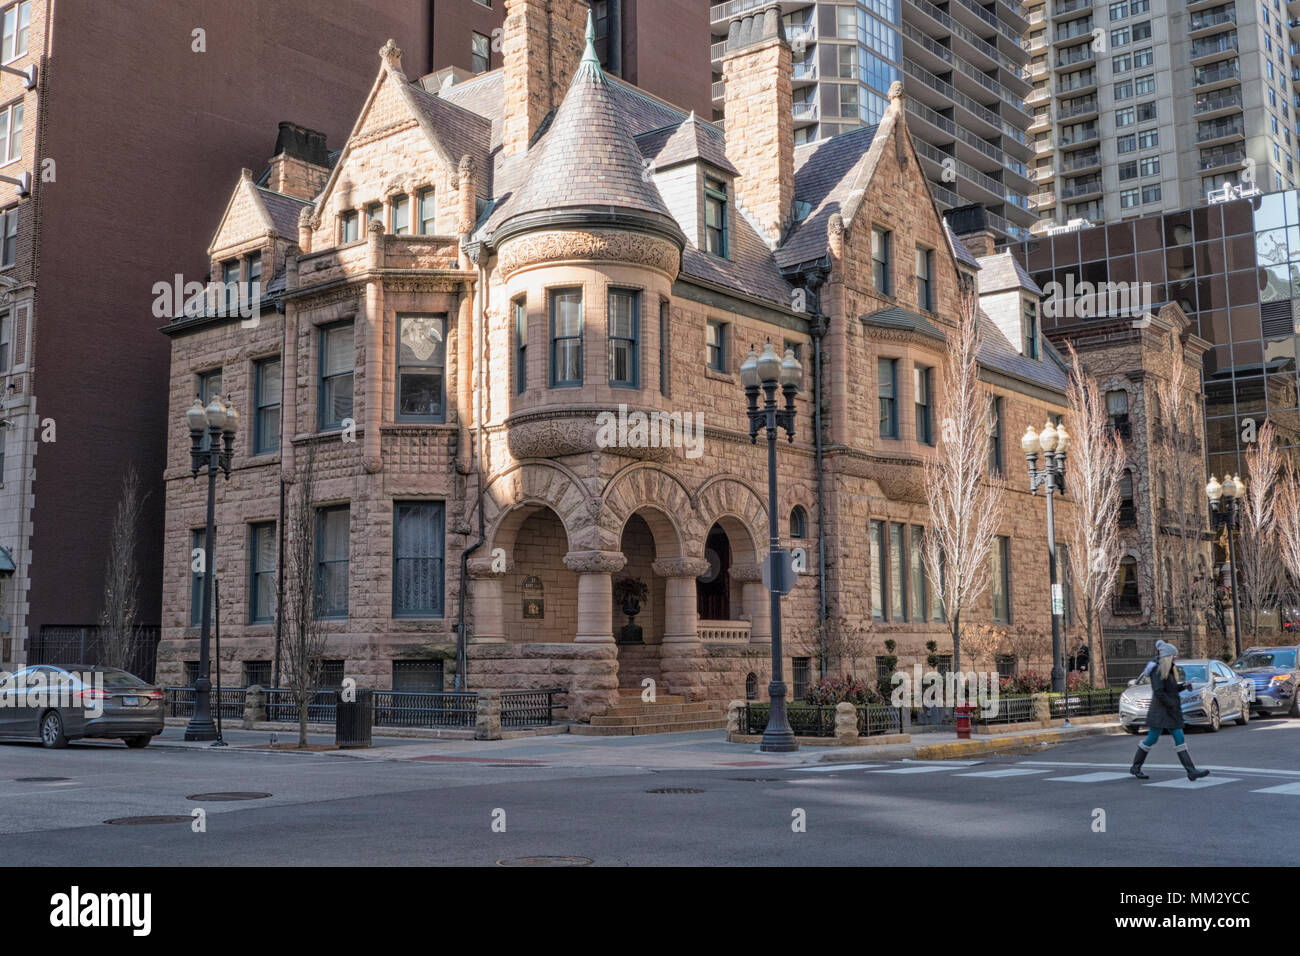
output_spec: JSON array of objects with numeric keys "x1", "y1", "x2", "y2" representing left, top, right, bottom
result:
[
  {"x1": 314, "y1": 505, "x2": 350, "y2": 619},
  {"x1": 704, "y1": 176, "x2": 729, "y2": 258},
  {"x1": 608, "y1": 289, "x2": 639, "y2": 387},
  {"x1": 318, "y1": 321, "x2": 354, "y2": 431},
  {"x1": 248, "y1": 522, "x2": 276, "y2": 624},
  {"x1": 392, "y1": 501, "x2": 445, "y2": 617},
  {"x1": 550, "y1": 289, "x2": 583, "y2": 386}
]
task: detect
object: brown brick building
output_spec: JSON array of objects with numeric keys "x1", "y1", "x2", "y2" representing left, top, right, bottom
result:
[{"x1": 161, "y1": 1, "x2": 1080, "y2": 725}]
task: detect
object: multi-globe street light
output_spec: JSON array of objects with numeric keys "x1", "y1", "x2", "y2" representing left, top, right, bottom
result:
[
  {"x1": 1022, "y1": 420, "x2": 1071, "y2": 695},
  {"x1": 1206, "y1": 473, "x2": 1245, "y2": 659},
  {"x1": 740, "y1": 341, "x2": 803, "y2": 753},
  {"x1": 183, "y1": 393, "x2": 239, "y2": 741}
]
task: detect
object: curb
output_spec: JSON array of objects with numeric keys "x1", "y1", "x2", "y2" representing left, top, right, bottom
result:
[{"x1": 817, "y1": 722, "x2": 1122, "y2": 763}]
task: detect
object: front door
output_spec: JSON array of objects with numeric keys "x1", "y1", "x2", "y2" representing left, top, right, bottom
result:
[{"x1": 697, "y1": 525, "x2": 731, "y2": 620}]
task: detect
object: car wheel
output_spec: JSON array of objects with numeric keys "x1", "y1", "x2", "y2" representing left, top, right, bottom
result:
[
  {"x1": 40, "y1": 711, "x2": 68, "y2": 749},
  {"x1": 1237, "y1": 699, "x2": 1250, "y2": 726},
  {"x1": 1124, "y1": 723, "x2": 1143, "y2": 734},
  {"x1": 1289, "y1": 690, "x2": 1300, "y2": 718},
  {"x1": 123, "y1": 735, "x2": 151, "y2": 749},
  {"x1": 1208, "y1": 701, "x2": 1221, "y2": 732}
]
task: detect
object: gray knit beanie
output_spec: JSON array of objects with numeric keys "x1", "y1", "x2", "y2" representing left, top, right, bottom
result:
[{"x1": 1156, "y1": 640, "x2": 1177, "y2": 658}]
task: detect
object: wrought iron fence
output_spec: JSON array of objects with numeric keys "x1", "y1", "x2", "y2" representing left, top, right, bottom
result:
[
  {"x1": 500, "y1": 689, "x2": 565, "y2": 728},
  {"x1": 978, "y1": 694, "x2": 1038, "y2": 724},
  {"x1": 373, "y1": 690, "x2": 478, "y2": 728},
  {"x1": 1053, "y1": 688, "x2": 1123, "y2": 717},
  {"x1": 264, "y1": 688, "x2": 337, "y2": 724},
  {"x1": 743, "y1": 703, "x2": 905, "y2": 737}
]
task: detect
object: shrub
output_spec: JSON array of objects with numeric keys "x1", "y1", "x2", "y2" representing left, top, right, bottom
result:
[
  {"x1": 999, "y1": 671, "x2": 1051, "y2": 695},
  {"x1": 805, "y1": 675, "x2": 882, "y2": 706}
]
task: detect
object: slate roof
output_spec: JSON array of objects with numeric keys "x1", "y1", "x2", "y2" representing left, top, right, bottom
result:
[
  {"x1": 977, "y1": 310, "x2": 1069, "y2": 394},
  {"x1": 976, "y1": 250, "x2": 1041, "y2": 295},
  {"x1": 860, "y1": 305, "x2": 945, "y2": 341},
  {"x1": 256, "y1": 187, "x2": 311, "y2": 237},
  {"x1": 405, "y1": 83, "x2": 493, "y2": 197},
  {"x1": 776, "y1": 125, "x2": 878, "y2": 269},
  {"x1": 946, "y1": 222, "x2": 982, "y2": 271},
  {"x1": 635, "y1": 115, "x2": 737, "y2": 175}
]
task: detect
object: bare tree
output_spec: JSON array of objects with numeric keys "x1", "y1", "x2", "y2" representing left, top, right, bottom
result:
[
  {"x1": 959, "y1": 621, "x2": 1007, "y2": 673},
  {"x1": 99, "y1": 467, "x2": 148, "y2": 671},
  {"x1": 1275, "y1": 458, "x2": 1300, "y2": 618},
  {"x1": 811, "y1": 615, "x2": 870, "y2": 678},
  {"x1": 279, "y1": 442, "x2": 328, "y2": 748},
  {"x1": 1063, "y1": 343, "x2": 1126, "y2": 686},
  {"x1": 1153, "y1": 333, "x2": 1209, "y2": 654},
  {"x1": 1003, "y1": 622, "x2": 1050, "y2": 673},
  {"x1": 1236, "y1": 419, "x2": 1283, "y2": 641},
  {"x1": 922, "y1": 283, "x2": 1008, "y2": 672}
]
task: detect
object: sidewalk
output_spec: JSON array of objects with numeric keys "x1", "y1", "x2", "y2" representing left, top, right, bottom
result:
[{"x1": 146, "y1": 719, "x2": 1124, "y2": 770}]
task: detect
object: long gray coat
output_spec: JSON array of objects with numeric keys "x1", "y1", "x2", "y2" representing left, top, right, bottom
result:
[{"x1": 1146, "y1": 664, "x2": 1186, "y2": 731}]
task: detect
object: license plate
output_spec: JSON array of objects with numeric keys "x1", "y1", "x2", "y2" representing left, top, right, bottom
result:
[{"x1": 123, "y1": 697, "x2": 139, "y2": 706}]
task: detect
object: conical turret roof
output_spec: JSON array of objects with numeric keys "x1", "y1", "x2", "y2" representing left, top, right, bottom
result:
[{"x1": 491, "y1": 13, "x2": 683, "y2": 246}]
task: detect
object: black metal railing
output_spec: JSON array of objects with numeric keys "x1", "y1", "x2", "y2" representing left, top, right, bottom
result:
[
  {"x1": 264, "y1": 688, "x2": 338, "y2": 724},
  {"x1": 742, "y1": 703, "x2": 906, "y2": 737},
  {"x1": 500, "y1": 689, "x2": 566, "y2": 728},
  {"x1": 978, "y1": 694, "x2": 1038, "y2": 724},
  {"x1": 1049, "y1": 688, "x2": 1123, "y2": 718},
  {"x1": 373, "y1": 690, "x2": 478, "y2": 728}
]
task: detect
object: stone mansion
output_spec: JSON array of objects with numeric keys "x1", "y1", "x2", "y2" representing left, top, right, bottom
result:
[{"x1": 160, "y1": 0, "x2": 1206, "y2": 722}]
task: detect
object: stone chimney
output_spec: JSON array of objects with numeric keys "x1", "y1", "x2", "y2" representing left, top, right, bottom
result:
[
  {"x1": 502, "y1": 0, "x2": 589, "y2": 157},
  {"x1": 267, "y1": 122, "x2": 331, "y2": 200},
  {"x1": 721, "y1": 5, "x2": 793, "y2": 246},
  {"x1": 943, "y1": 204, "x2": 998, "y2": 258}
]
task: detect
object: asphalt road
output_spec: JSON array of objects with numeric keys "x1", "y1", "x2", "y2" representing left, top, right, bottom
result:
[{"x1": 3, "y1": 715, "x2": 1298, "y2": 866}]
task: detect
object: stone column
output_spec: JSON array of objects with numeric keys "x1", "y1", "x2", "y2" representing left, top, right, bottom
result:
[
  {"x1": 475, "y1": 689, "x2": 502, "y2": 740},
  {"x1": 653, "y1": 558, "x2": 709, "y2": 644},
  {"x1": 564, "y1": 550, "x2": 627, "y2": 643},
  {"x1": 363, "y1": 220, "x2": 386, "y2": 475},
  {"x1": 731, "y1": 563, "x2": 771, "y2": 644},
  {"x1": 467, "y1": 556, "x2": 511, "y2": 644}
]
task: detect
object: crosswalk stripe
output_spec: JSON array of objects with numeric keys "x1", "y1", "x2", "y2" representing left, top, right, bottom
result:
[
  {"x1": 871, "y1": 765, "x2": 967, "y2": 774},
  {"x1": 1144, "y1": 776, "x2": 1239, "y2": 789},
  {"x1": 955, "y1": 768, "x2": 1052, "y2": 778},
  {"x1": 793, "y1": 764, "x2": 883, "y2": 772},
  {"x1": 1250, "y1": 782, "x2": 1300, "y2": 795},
  {"x1": 1045, "y1": 771, "x2": 1134, "y2": 783}
]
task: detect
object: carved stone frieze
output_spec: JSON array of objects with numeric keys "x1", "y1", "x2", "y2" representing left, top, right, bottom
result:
[
  {"x1": 563, "y1": 550, "x2": 627, "y2": 575},
  {"x1": 497, "y1": 229, "x2": 680, "y2": 279}
]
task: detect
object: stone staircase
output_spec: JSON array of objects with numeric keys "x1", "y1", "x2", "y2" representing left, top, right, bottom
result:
[{"x1": 570, "y1": 690, "x2": 727, "y2": 736}]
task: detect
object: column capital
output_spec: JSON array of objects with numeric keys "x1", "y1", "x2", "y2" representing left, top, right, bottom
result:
[
  {"x1": 730, "y1": 563, "x2": 763, "y2": 583},
  {"x1": 652, "y1": 557, "x2": 710, "y2": 579},
  {"x1": 564, "y1": 550, "x2": 627, "y2": 575}
]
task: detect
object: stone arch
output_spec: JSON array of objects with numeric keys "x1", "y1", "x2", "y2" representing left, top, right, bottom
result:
[
  {"x1": 476, "y1": 460, "x2": 595, "y2": 554},
  {"x1": 600, "y1": 463, "x2": 693, "y2": 559},
  {"x1": 693, "y1": 474, "x2": 768, "y2": 565}
]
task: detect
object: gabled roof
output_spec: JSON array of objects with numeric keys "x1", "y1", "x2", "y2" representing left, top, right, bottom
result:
[
  {"x1": 489, "y1": 27, "x2": 680, "y2": 242},
  {"x1": 635, "y1": 114, "x2": 737, "y2": 175},
  {"x1": 405, "y1": 83, "x2": 492, "y2": 197},
  {"x1": 777, "y1": 125, "x2": 877, "y2": 269},
  {"x1": 208, "y1": 172, "x2": 308, "y2": 255},
  {"x1": 977, "y1": 250, "x2": 1041, "y2": 295},
  {"x1": 257, "y1": 186, "x2": 311, "y2": 238}
]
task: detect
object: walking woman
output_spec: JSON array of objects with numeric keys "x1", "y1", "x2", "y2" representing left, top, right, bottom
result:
[{"x1": 1130, "y1": 642, "x2": 1211, "y2": 781}]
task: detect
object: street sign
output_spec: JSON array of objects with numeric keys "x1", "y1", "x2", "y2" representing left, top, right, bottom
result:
[
  {"x1": 1051, "y1": 583, "x2": 1064, "y2": 616},
  {"x1": 763, "y1": 548, "x2": 794, "y2": 595}
]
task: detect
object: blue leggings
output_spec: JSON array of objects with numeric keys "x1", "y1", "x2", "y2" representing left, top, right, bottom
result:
[{"x1": 1143, "y1": 728, "x2": 1184, "y2": 747}]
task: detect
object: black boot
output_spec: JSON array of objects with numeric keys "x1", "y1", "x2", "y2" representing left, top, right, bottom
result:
[
  {"x1": 1130, "y1": 744, "x2": 1150, "y2": 779},
  {"x1": 1176, "y1": 747, "x2": 1210, "y2": 780}
]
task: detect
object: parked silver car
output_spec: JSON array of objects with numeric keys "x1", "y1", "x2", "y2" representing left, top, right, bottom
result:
[
  {"x1": 0, "y1": 664, "x2": 164, "y2": 748},
  {"x1": 1119, "y1": 659, "x2": 1252, "y2": 733}
]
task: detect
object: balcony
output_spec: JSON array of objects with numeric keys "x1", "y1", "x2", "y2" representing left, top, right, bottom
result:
[
  {"x1": 1193, "y1": 59, "x2": 1240, "y2": 88},
  {"x1": 1056, "y1": 0, "x2": 1090, "y2": 14},
  {"x1": 1190, "y1": 32, "x2": 1239, "y2": 63},
  {"x1": 792, "y1": 102, "x2": 818, "y2": 125},
  {"x1": 1196, "y1": 117, "x2": 1245, "y2": 144},
  {"x1": 1057, "y1": 68, "x2": 1097, "y2": 94},
  {"x1": 1189, "y1": 7, "x2": 1237, "y2": 34},
  {"x1": 1057, "y1": 44, "x2": 1095, "y2": 68},
  {"x1": 1059, "y1": 120, "x2": 1099, "y2": 147},
  {"x1": 1031, "y1": 190, "x2": 1056, "y2": 208},
  {"x1": 1060, "y1": 176, "x2": 1103, "y2": 200},
  {"x1": 1058, "y1": 96, "x2": 1098, "y2": 120},
  {"x1": 792, "y1": 59, "x2": 818, "y2": 84},
  {"x1": 1199, "y1": 144, "x2": 1246, "y2": 170},
  {"x1": 698, "y1": 620, "x2": 752, "y2": 643},
  {"x1": 711, "y1": 80, "x2": 724, "y2": 102},
  {"x1": 1053, "y1": 19, "x2": 1095, "y2": 45},
  {"x1": 1060, "y1": 149, "x2": 1103, "y2": 173},
  {"x1": 1194, "y1": 86, "x2": 1243, "y2": 116}
]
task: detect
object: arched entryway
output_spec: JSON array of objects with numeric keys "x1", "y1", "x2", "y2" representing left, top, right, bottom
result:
[
  {"x1": 697, "y1": 524, "x2": 732, "y2": 620},
  {"x1": 473, "y1": 502, "x2": 578, "y2": 644},
  {"x1": 695, "y1": 518, "x2": 762, "y2": 642}
]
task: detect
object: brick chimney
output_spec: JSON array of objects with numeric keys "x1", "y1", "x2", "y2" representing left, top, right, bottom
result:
[
  {"x1": 943, "y1": 204, "x2": 998, "y2": 258},
  {"x1": 502, "y1": 0, "x2": 589, "y2": 157},
  {"x1": 721, "y1": 5, "x2": 793, "y2": 246},
  {"x1": 267, "y1": 122, "x2": 331, "y2": 199}
]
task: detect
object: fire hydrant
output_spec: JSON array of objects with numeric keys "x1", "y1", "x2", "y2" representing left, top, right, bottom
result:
[{"x1": 955, "y1": 704, "x2": 974, "y2": 740}]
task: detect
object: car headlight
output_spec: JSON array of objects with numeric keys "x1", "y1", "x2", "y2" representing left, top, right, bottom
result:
[{"x1": 1269, "y1": 675, "x2": 1293, "y2": 684}]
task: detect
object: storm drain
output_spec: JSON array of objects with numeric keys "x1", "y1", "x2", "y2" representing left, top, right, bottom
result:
[
  {"x1": 104, "y1": 816, "x2": 193, "y2": 825},
  {"x1": 186, "y1": 792, "x2": 272, "y2": 802},
  {"x1": 646, "y1": 788, "x2": 705, "y2": 794},
  {"x1": 15, "y1": 776, "x2": 69, "y2": 782},
  {"x1": 497, "y1": 856, "x2": 593, "y2": 867}
]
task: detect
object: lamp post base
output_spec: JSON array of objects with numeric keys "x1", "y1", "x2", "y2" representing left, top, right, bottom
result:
[
  {"x1": 183, "y1": 718, "x2": 218, "y2": 741},
  {"x1": 759, "y1": 730, "x2": 799, "y2": 753}
]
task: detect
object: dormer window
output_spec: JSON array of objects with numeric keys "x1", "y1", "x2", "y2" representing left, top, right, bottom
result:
[
  {"x1": 341, "y1": 210, "x2": 359, "y2": 244},
  {"x1": 1022, "y1": 298, "x2": 1040, "y2": 360},
  {"x1": 704, "y1": 176, "x2": 729, "y2": 259}
]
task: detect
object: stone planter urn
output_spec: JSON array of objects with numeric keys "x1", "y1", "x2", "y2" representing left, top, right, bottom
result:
[{"x1": 614, "y1": 576, "x2": 647, "y2": 644}]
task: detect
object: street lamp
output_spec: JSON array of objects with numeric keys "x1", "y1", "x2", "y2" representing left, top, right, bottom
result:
[
  {"x1": 1207, "y1": 472, "x2": 1244, "y2": 659},
  {"x1": 184, "y1": 394, "x2": 239, "y2": 741},
  {"x1": 740, "y1": 341, "x2": 802, "y2": 753},
  {"x1": 1023, "y1": 419, "x2": 1070, "y2": 695}
]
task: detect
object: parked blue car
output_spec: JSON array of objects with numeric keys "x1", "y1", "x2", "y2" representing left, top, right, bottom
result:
[{"x1": 1232, "y1": 646, "x2": 1300, "y2": 717}]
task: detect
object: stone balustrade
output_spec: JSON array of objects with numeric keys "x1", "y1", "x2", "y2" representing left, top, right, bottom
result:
[{"x1": 698, "y1": 620, "x2": 752, "y2": 643}]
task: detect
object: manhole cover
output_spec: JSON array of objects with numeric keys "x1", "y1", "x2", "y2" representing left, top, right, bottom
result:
[
  {"x1": 15, "y1": 776, "x2": 69, "y2": 782},
  {"x1": 104, "y1": 816, "x2": 193, "y2": 826},
  {"x1": 186, "y1": 792, "x2": 272, "y2": 801},
  {"x1": 497, "y1": 856, "x2": 593, "y2": 867},
  {"x1": 646, "y1": 788, "x2": 705, "y2": 794}
]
